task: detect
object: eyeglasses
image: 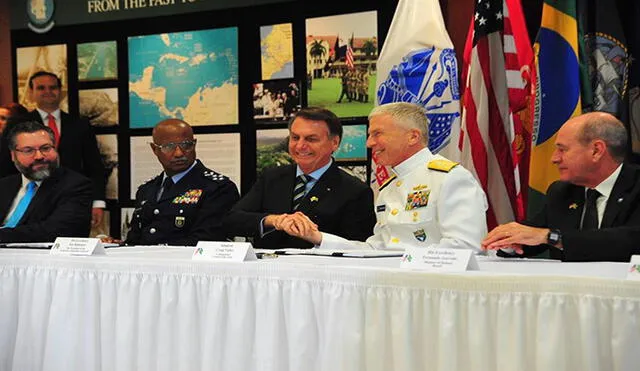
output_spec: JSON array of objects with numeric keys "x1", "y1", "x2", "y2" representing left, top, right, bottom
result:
[
  {"x1": 13, "y1": 144, "x2": 56, "y2": 157},
  {"x1": 151, "y1": 139, "x2": 197, "y2": 153}
]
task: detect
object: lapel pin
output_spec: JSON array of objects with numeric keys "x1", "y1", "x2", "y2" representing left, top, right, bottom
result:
[
  {"x1": 310, "y1": 196, "x2": 319, "y2": 202},
  {"x1": 569, "y1": 203, "x2": 578, "y2": 209},
  {"x1": 618, "y1": 197, "x2": 624, "y2": 203}
]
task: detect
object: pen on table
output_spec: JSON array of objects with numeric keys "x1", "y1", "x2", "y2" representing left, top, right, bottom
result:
[{"x1": 256, "y1": 252, "x2": 279, "y2": 259}]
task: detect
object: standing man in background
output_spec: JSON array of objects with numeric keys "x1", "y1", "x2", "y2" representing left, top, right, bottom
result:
[{"x1": 0, "y1": 71, "x2": 106, "y2": 227}]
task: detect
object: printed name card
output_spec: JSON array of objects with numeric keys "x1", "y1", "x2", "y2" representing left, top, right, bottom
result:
[
  {"x1": 627, "y1": 255, "x2": 640, "y2": 280},
  {"x1": 193, "y1": 241, "x2": 257, "y2": 262},
  {"x1": 400, "y1": 247, "x2": 478, "y2": 272},
  {"x1": 50, "y1": 237, "x2": 106, "y2": 256}
]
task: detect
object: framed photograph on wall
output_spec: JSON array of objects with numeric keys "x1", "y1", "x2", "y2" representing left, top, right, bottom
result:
[
  {"x1": 253, "y1": 79, "x2": 300, "y2": 123},
  {"x1": 334, "y1": 124, "x2": 367, "y2": 161},
  {"x1": 77, "y1": 41, "x2": 118, "y2": 81},
  {"x1": 256, "y1": 128, "x2": 292, "y2": 177},
  {"x1": 79, "y1": 88, "x2": 119, "y2": 127},
  {"x1": 305, "y1": 11, "x2": 377, "y2": 119}
]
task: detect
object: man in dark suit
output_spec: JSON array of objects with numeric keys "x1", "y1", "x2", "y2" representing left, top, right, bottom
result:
[
  {"x1": 0, "y1": 71, "x2": 105, "y2": 228},
  {"x1": 0, "y1": 121, "x2": 92, "y2": 242},
  {"x1": 225, "y1": 107, "x2": 376, "y2": 249},
  {"x1": 483, "y1": 112, "x2": 640, "y2": 262},
  {"x1": 125, "y1": 119, "x2": 239, "y2": 246}
]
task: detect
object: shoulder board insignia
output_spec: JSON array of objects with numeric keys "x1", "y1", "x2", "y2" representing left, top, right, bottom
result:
[
  {"x1": 203, "y1": 170, "x2": 227, "y2": 182},
  {"x1": 427, "y1": 159, "x2": 459, "y2": 173},
  {"x1": 379, "y1": 174, "x2": 397, "y2": 191}
]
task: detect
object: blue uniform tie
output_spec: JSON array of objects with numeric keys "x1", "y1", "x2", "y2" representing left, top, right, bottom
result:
[{"x1": 4, "y1": 181, "x2": 37, "y2": 228}]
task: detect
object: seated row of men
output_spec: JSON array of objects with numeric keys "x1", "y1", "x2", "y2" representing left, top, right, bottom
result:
[{"x1": 1, "y1": 101, "x2": 638, "y2": 263}]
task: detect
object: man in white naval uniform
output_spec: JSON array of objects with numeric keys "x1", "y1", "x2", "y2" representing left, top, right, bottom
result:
[{"x1": 281, "y1": 102, "x2": 488, "y2": 251}]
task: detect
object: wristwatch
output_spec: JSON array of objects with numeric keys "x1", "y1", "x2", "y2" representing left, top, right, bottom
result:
[{"x1": 547, "y1": 229, "x2": 562, "y2": 247}]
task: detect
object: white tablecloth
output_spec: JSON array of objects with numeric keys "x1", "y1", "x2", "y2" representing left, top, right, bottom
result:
[{"x1": 1, "y1": 247, "x2": 640, "y2": 371}]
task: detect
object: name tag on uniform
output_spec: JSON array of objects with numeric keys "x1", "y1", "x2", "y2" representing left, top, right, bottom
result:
[
  {"x1": 50, "y1": 237, "x2": 106, "y2": 256},
  {"x1": 400, "y1": 247, "x2": 478, "y2": 272},
  {"x1": 376, "y1": 205, "x2": 386, "y2": 212},
  {"x1": 193, "y1": 241, "x2": 257, "y2": 262}
]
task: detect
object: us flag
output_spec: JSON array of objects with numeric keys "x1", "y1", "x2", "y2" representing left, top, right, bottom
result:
[
  {"x1": 459, "y1": 0, "x2": 533, "y2": 229},
  {"x1": 346, "y1": 43, "x2": 354, "y2": 70}
]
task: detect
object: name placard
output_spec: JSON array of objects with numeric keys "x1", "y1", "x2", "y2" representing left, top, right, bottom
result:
[
  {"x1": 193, "y1": 241, "x2": 256, "y2": 262},
  {"x1": 627, "y1": 255, "x2": 640, "y2": 280},
  {"x1": 50, "y1": 237, "x2": 106, "y2": 256},
  {"x1": 400, "y1": 247, "x2": 478, "y2": 272}
]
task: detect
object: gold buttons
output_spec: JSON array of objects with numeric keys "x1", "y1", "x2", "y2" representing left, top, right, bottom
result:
[{"x1": 391, "y1": 209, "x2": 399, "y2": 215}]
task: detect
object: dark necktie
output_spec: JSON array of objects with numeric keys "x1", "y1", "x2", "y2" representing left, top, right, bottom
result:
[
  {"x1": 157, "y1": 177, "x2": 174, "y2": 201},
  {"x1": 292, "y1": 174, "x2": 309, "y2": 210},
  {"x1": 581, "y1": 188, "x2": 601, "y2": 230}
]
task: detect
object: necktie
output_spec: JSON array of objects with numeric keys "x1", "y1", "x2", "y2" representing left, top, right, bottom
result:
[
  {"x1": 4, "y1": 182, "x2": 37, "y2": 228},
  {"x1": 581, "y1": 188, "x2": 601, "y2": 230},
  {"x1": 292, "y1": 174, "x2": 309, "y2": 210},
  {"x1": 47, "y1": 114, "x2": 60, "y2": 146},
  {"x1": 157, "y1": 177, "x2": 174, "y2": 201}
]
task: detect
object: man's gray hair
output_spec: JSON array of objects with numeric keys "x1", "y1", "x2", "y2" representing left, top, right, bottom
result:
[
  {"x1": 579, "y1": 113, "x2": 627, "y2": 163},
  {"x1": 368, "y1": 102, "x2": 429, "y2": 143}
]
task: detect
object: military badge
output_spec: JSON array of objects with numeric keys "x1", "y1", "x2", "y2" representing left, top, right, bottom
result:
[
  {"x1": 310, "y1": 196, "x2": 319, "y2": 202},
  {"x1": 173, "y1": 189, "x2": 203, "y2": 204},
  {"x1": 569, "y1": 203, "x2": 578, "y2": 210},
  {"x1": 413, "y1": 229, "x2": 427, "y2": 242},
  {"x1": 405, "y1": 190, "x2": 430, "y2": 210},
  {"x1": 412, "y1": 184, "x2": 428, "y2": 191},
  {"x1": 175, "y1": 216, "x2": 186, "y2": 228}
]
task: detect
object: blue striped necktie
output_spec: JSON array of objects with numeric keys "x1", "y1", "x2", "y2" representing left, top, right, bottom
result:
[
  {"x1": 292, "y1": 174, "x2": 309, "y2": 210},
  {"x1": 4, "y1": 181, "x2": 37, "y2": 228}
]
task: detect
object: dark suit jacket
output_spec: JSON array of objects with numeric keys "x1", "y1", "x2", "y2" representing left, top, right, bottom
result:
[
  {"x1": 518, "y1": 163, "x2": 640, "y2": 262},
  {"x1": 0, "y1": 167, "x2": 93, "y2": 242},
  {"x1": 126, "y1": 160, "x2": 240, "y2": 246},
  {"x1": 0, "y1": 110, "x2": 105, "y2": 201},
  {"x1": 225, "y1": 162, "x2": 376, "y2": 249}
]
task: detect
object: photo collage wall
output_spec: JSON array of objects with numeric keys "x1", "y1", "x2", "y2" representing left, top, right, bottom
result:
[{"x1": 12, "y1": 2, "x2": 386, "y2": 238}]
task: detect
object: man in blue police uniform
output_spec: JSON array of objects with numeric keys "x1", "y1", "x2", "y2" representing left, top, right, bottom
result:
[{"x1": 126, "y1": 119, "x2": 239, "y2": 246}]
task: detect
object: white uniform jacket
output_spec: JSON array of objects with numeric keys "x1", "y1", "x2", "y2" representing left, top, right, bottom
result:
[{"x1": 319, "y1": 148, "x2": 488, "y2": 251}]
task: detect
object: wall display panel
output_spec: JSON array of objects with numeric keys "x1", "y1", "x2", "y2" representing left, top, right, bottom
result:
[
  {"x1": 260, "y1": 23, "x2": 294, "y2": 80},
  {"x1": 305, "y1": 11, "x2": 377, "y2": 119},
  {"x1": 253, "y1": 79, "x2": 300, "y2": 122},
  {"x1": 334, "y1": 124, "x2": 367, "y2": 161},
  {"x1": 77, "y1": 41, "x2": 118, "y2": 81},
  {"x1": 128, "y1": 27, "x2": 239, "y2": 128},
  {"x1": 79, "y1": 88, "x2": 119, "y2": 127},
  {"x1": 338, "y1": 165, "x2": 368, "y2": 183},
  {"x1": 256, "y1": 128, "x2": 292, "y2": 177},
  {"x1": 130, "y1": 133, "x2": 241, "y2": 199},
  {"x1": 15, "y1": 44, "x2": 68, "y2": 111},
  {"x1": 89, "y1": 210, "x2": 110, "y2": 238},
  {"x1": 121, "y1": 208, "x2": 134, "y2": 241},
  {"x1": 96, "y1": 134, "x2": 119, "y2": 200}
]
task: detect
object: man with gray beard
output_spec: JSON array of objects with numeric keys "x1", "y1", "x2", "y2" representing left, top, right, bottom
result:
[{"x1": 0, "y1": 121, "x2": 92, "y2": 243}]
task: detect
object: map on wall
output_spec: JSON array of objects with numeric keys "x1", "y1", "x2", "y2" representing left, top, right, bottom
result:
[
  {"x1": 77, "y1": 41, "x2": 118, "y2": 81},
  {"x1": 260, "y1": 23, "x2": 294, "y2": 80},
  {"x1": 128, "y1": 27, "x2": 239, "y2": 128}
]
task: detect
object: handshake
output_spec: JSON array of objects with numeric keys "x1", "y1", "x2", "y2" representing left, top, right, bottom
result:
[{"x1": 264, "y1": 212, "x2": 323, "y2": 245}]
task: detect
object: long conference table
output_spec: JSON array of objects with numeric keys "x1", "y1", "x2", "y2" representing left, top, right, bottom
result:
[{"x1": 1, "y1": 247, "x2": 640, "y2": 371}]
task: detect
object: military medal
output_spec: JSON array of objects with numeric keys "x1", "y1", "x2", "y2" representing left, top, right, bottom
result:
[
  {"x1": 173, "y1": 189, "x2": 203, "y2": 204},
  {"x1": 405, "y1": 190, "x2": 430, "y2": 210}
]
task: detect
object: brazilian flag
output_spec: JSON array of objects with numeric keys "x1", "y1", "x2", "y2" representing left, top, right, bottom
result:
[{"x1": 528, "y1": 0, "x2": 582, "y2": 218}]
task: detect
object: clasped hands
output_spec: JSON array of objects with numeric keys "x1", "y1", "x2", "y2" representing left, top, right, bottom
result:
[{"x1": 265, "y1": 212, "x2": 322, "y2": 244}]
